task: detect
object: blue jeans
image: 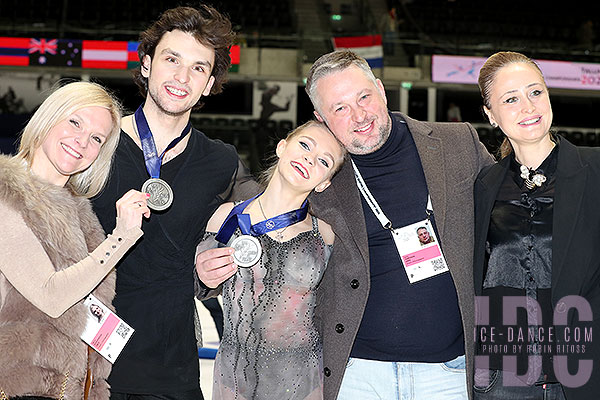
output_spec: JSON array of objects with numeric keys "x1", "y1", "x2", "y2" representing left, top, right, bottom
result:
[
  {"x1": 337, "y1": 355, "x2": 468, "y2": 400},
  {"x1": 474, "y1": 369, "x2": 566, "y2": 400}
]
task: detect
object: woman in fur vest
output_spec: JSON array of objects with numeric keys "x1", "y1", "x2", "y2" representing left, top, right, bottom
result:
[{"x1": 0, "y1": 81, "x2": 150, "y2": 400}]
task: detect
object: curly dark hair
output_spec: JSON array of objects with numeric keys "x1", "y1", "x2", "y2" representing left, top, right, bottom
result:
[{"x1": 133, "y1": 5, "x2": 234, "y2": 109}]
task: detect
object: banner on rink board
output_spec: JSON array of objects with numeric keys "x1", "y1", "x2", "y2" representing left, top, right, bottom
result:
[{"x1": 432, "y1": 54, "x2": 600, "y2": 91}]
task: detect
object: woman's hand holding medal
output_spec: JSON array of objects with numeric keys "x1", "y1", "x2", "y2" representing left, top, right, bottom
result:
[
  {"x1": 195, "y1": 247, "x2": 238, "y2": 289},
  {"x1": 115, "y1": 189, "x2": 151, "y2": 230}
]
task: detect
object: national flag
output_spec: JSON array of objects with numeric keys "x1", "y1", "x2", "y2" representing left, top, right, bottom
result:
[
  {"x1": 28, "y1": 38, "x2": 57, "y2": 55},
  {"x1": 29, "y1": 39, "x2": 82, "y2": 67},
  {"x1": 82, "y1": 40, "x2": 128, "y2": 69},
  {"x1": 332, "y1": 35, "x2": 383, "y2": 69},
  {"x1": 127, "y1": 41, "x2": 140, "y2": 69},
  {"x1": 0, "y1": 37, "x2": 30, "y2": 66},
  {"x1": 229, "y1": 44, "x2": 240, "y2": 73}
]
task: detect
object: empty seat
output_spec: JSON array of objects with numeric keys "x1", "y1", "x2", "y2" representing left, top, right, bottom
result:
[
  {"x1": 477, "y1": 127, "x2": 490, "y2": 141},
  {"x1": 569, "y1": 131, "x2": 584, "y2": 145},
  {"x1": 214, "y1": 118, "x2": 230, "y2": 128},
  {"x1": 231, "y1": 118, "x2": 246, "y2": 131},
  {"x1": 248, "y1": 119, "x2": 260, "y2": 132},
  {"x1": 265, "y1": 120, "x2": 278, "y2": 133},
  {"x1": 556, "y1": 130, "x2": 568, "y2": 138},
  {"x1": 279, "y1": 119, "x2": 294, "y2": 134},
  {"x1": 585, "y1": 132, "x2": 598, "y2": 146},
  {"x1": 195, "y1": 117, "x2": 214, "y2": 129}
]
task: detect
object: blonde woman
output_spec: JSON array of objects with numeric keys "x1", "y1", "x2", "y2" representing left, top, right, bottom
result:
[
  {"x1": 197, "y1": 120, "x2": 345, "y2": 399},
  {"x1": 0, "y1": 81, "x2": 149, "y2": 400}
]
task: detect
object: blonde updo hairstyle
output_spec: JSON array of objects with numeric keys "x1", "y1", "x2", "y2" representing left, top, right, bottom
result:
[{"x1": 478, "y1": 51, "x2": 548, "y2": 158}]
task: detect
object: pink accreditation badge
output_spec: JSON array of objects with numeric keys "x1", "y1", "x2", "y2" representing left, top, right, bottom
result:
[
  {"x1": 80, "y1": 294, "x2": 135, "y2": 363},
  {"x1": 390, "y1": 220, "x2": 449, "y2": 283},
  {"x1": 351, "y1": 160, "x2": 449, "y2": 284}
]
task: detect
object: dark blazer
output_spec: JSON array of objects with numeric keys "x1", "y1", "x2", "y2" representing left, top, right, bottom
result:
[
  {"x1": 473, "y1": 138, "x2": 600, "y2": 399},
  {"x1": 310, "y1": 112, "x2": 494, "y2": 400}
]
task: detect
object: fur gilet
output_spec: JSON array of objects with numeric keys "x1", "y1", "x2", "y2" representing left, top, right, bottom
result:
[{"x1": 0, "y1": 155, "x2": 115, "y2": 400}]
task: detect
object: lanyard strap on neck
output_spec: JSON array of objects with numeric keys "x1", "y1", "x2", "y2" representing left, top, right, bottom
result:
[{"x1": 351, "y1": 159, "x2": 433, "y2": 230}]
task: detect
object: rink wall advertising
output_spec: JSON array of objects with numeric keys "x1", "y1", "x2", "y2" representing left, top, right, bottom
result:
[{"x1": 432, "y1": 54, "x2": 600, "y2": 91}]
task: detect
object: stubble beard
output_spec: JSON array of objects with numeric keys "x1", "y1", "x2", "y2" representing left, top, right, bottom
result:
[
  {"x1": 147, "y1": 85, "x2": 195, "y2": 118},
  {"x1": 349, "y1": 115, "x2": 392, "y2": 155}
]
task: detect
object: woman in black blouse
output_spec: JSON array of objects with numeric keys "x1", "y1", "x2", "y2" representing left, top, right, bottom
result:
[{"x1": 473, "y1": 51, "x2": 600, "y2": 400}]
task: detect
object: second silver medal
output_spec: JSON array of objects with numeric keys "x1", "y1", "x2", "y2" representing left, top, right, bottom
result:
[{"x1": 228, "y1": 235, "x2": 262, "y2": 268}]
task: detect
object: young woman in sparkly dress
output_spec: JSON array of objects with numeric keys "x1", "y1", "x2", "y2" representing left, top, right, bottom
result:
[{"x1": 196, "y1": 120, "x2": 345, "y2": 399}]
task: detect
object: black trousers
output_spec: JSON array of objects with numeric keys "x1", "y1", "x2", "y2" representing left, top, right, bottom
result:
[
  {"x1": 474, "y1": 369, "x2": 566, "y2": 400},
  {"x1": 201, "y1": 297, "x2": 224, "y2": 340}
]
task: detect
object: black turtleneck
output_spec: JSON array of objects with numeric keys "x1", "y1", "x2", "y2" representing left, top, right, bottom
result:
[{"x1": 350, "y1": 112, "x2": 464, "y2": 362}]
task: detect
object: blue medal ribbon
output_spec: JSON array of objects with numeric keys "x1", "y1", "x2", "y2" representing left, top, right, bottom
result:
[
  {"x1": 215, "y1": 195, "x2": 309, "y2": 244},
  {"x1": 134, "y1": 105, "x2": 191, "y2": 179}
]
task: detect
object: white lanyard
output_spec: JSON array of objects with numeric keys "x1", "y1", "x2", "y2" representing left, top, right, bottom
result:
[
  {"x1": 351, "y1": 160, "x2": 433, "y2": 230},
  {"x1": 351, "y1": 160, "x2": 449, "y2": 283}
]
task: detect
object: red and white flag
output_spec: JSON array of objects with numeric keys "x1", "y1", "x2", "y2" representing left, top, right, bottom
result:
[
  {"x1": 332, "y1": 35, "x2": 383, "y2": 68},
  {"x1": 82, "y1": 40, "x2": 128, "y2": 69}
]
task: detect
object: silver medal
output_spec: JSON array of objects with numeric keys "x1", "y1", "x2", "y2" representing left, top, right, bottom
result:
[
  {"x1": 141, "y1": 178, "x2": 173, "y2": 211},
  {"x1": 228, "y1": 235, "x2": 262, "y2": 268}
]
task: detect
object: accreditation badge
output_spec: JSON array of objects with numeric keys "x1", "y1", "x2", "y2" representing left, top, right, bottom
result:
[
  {"x1": 80, "y1": 294, "x2": 135, "y2": 363},
  {"x1": 390, "y1": 219, "x2": 449, "y2": 283}
]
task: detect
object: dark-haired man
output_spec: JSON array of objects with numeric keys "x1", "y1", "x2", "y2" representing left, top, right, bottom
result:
[{"x1": 92, "y1": 5, "x2": 256, "y2": 399}]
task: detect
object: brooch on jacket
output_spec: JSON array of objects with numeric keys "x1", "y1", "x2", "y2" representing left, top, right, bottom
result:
[{"x1": 520, "y1": 165, "x2": 547, "y2": 190}]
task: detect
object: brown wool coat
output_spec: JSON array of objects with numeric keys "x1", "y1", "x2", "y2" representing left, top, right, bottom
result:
[
  {"x1": 310, "y1": 112, "x2": 495, "y2": 400},
  {"x1": 0, "y1": 156, "x2": 116, "y2": 400}
]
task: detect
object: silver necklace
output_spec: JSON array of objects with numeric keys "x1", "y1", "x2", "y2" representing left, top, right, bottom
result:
[{"x1": 257, "y1": 196, "x2": 289, "y2": 241}]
